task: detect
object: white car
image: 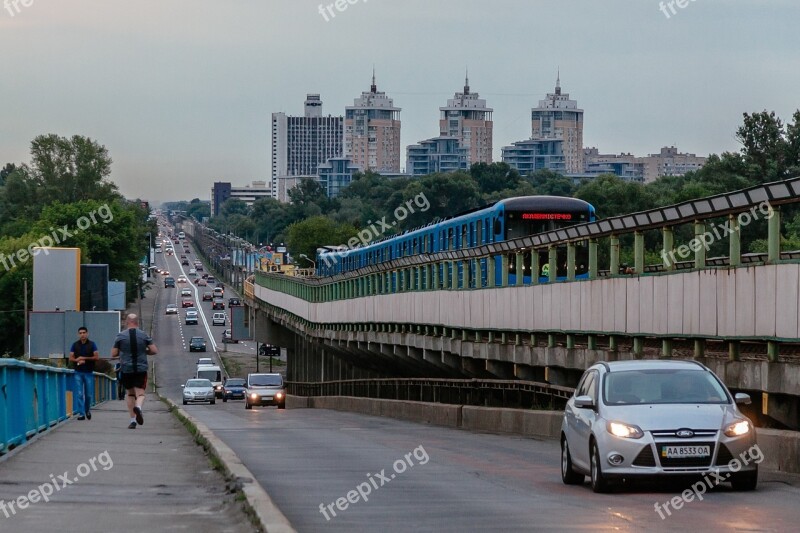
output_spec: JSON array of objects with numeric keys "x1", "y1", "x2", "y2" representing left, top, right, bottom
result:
[
  {"x1": 189, "y1": 268, "x2": 197, "y2": 275},
  {"x1": 181, "y1": 288, "x2": 192, "y2": 297},
  {"x1": 165, "y1": 304, "x2": 178, "y2": 315},
  {"x1": 561, "y1": 360, "x2": 758, "y2": 493},
  {"x1": 185, "y1": 310, "x2": 198, "y2": 325},
  {"x1": 212, "y1": 312, "x2": 226, "y2": 326},
  {"x1": 182, "y1": 379, "x2": 215, "y2": 405}
]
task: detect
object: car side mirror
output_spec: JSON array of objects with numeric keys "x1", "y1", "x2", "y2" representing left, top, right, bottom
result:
[
  {"x1": 734, "y1": 393, "x2": 751, "y2": 405},
  {"x1": 180, "y1": 385, "x2": 185, "y2": 388},
  {"x1": 574, "y1": 395, "x2": 595, "y2": 409}
]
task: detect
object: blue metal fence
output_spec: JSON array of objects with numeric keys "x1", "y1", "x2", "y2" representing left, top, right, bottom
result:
[{"x1": 0, "y1": 359, "x2": 117, "y2": 455}]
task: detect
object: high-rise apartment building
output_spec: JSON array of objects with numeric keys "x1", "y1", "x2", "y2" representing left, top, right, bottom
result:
[
  {"x1": 406, "y1": 137, "x2": 469, "y2": 176},
  {"x1": 531, "y1": 75, "x2": 584, "y2": 173},
  {"x1": 638, "y1": 146, "x2": 707, "y2": 183},
  {"x1": 501, "y1": 138, "x2": 566, "y2": 175},
  {"x1": 271, "y1": 94, "x2": 343, "y2": 199},
  {"x1": 345, "y1": 73, "x2": 401, "y2": 173},
  {"x1": 439, "y1": 74, "x2": 493, "y2": 165}
]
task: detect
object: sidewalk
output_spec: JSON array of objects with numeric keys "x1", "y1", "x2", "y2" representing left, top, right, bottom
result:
[{"x1": 0, "y1": 393, "x2": 255, "y2": 532}]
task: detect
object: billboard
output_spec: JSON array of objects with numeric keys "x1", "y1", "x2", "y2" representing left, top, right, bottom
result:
[
  {"x1": 33, "y1": 248, "x2": 80, "y2": 311},
  {"x1": 108, "y1": 281, "x2": 126, "y2": 311},
  {"x1": 230, "y1": 305, "x2": 251, "y2": 340},
  {"x1": 30, "y1": 310, "x2": 121, "y2": 358}
]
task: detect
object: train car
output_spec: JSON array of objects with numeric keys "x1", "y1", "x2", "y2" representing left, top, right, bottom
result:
[{"x1": 317, "y1": 196, "x2": 595, "y2": 285}]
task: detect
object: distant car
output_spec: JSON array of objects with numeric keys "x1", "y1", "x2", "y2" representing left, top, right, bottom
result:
[
  {"x1": 212, "y1": 312, "x2": 226, "y2": 326},
  {"x1": 221, "y1": 329, "x2": 238, "y2": 343},
  {"x1": 228, "y1": 297, "x2": 241, "y2": 306},
  {"x1": 185, "y1": 310, "x2": 198, "y2": 325},
  {"x1": 207, "y1": 276, "x2": 216, "y2": 283},
  {"x1": 201, "y1": 273, "x2": 209, "y2": 279},
  {"x1": 222, "y1": 378, "x2": 247, "y2": 402},
  {"x1": 164, "y1": 277, "x2": 176, "y2": 288},
  {"x1": 213, "y1": 287, "x2": 224, "y2": 298},
  {"x1": 189, "y1": 268, "x2": 196, "y2": 275},
  {"x1": 181, "y1": 259, "x2": 189, "y2": 266},
  {"x1": 165, "y1": 304, "x2": 178, "y2": 314},
  {"x1": 560, "y1": 360, "x2": 758, "y2": 493},
  {"x1": 202, "y1": 292, "x2": 213, "y2": 301},
  {"x1": 177, "y1": 276, "x2": 188, "y2": 284},
  {"x1": 181, "y1": 288, "x2": 192, "y2": 297},
  {"x1": 181, "y1": 299, "x2": 194, "y2": 308},
  {"x1": 182, "y1": 379, "x2": 215, "y2": 405},
  {"x1": 196, "y1": 358, "x2": 213, "y2": 366},
  {"x1": 245, "y1": 373, "x2": 286, "y2": 409},
  {"x1": 189, "y1": 336, "x2": 207, "y2": 352},
  {"x1": 196, "y1": 264, "x2": 204, "y2": 271},
  {"x1": 212, "y1": 299, "x2": 225, "y2": 310},
  {"x1": 180, "y1": 255, "x2": 187, "y2": 260},
  {"x1": 161, "y1": 270, "x2": 171, "y2": 276},
  {"x1": 197, "y1": 278, "x2": 207, "y2": 286}
]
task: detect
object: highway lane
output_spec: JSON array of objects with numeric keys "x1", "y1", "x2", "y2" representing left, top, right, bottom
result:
[{"x1": 150, "y1": 236, "x2": 800, "y2": 532}]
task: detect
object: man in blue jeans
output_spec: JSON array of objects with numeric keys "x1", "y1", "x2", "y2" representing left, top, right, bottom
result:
[{"x1": 69, "y1": 326, "x2": 100, "y2": 420}]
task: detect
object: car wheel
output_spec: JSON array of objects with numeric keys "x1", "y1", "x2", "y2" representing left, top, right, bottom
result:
[
  {"x1": 210, "y1": 399, "x2": 215, "y2": 405},
  {"x1": 590, "y1": 441, "x2": 610, "y2": 493},
  {"x1": 561, "y1": 437, "x2": 585, "y2": 485},
  {"x1": 182, "y1": 400, "x2": 187, "y2": 405},
  {"x1": 223, "y1": 397, "x2": 227, "y2": 402},
  {"x1": 245, "y1": 402, "x2": 252, "y2": 409},
  {"x1": 730, "y1": 469, "x2": 758, "y2": 491},
  {"x1": 278, "y1": 403, "x2": 286, "y2": 410}
]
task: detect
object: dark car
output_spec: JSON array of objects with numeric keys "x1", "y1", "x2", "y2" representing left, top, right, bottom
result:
[
  {"x1": 189, "y1": 336, "x2": 206, "y2": 352},
  {"x1": 222, "y1": 378, "x2": 247, "y2": 402},
  {"x1": 212, "y1": 299, "x2": 225, "y2": 310},
  {"x1": 181, "y1": 259, "x2": 189, "y2": 266},
  {"x1": 202, "y1": 292, "x2": 213, "y2": 301},
  {"x1": 164, "y1": 277, "x2": 176, "y2": 288},
  {"x1": 228, "y1": 297, "x2": 241, "y2": 306}
]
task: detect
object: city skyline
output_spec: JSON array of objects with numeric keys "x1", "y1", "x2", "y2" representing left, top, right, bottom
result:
[{"x1": 1, "y1": 0, "x2": 798, "y2": 202}]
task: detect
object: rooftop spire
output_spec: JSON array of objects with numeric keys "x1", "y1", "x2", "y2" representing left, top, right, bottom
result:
[
  {"x1": 464, "y1": 67, "x2": 470, "y2": 95},
  {"x1": 555, "y1": 68, "x2": 561, "y2": 95},
  {"x1": 371, "y1": 66, "x2": 377, "y2": 93}
]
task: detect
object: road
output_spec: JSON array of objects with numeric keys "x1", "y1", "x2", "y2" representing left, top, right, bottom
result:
[{"x1": 151, "y1": 234, "x2": 800, "y2": 532}]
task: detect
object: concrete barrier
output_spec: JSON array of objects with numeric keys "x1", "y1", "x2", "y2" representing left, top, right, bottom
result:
[
  {"x1": 293, "y1": 396, "x2": 800, "y2": 474},
  {"x1": 462, "y1": 406, "x2": 562, "y2": 438},
  {"x1": 755, "y1": 428, "x2": 800, "y2": 474}
]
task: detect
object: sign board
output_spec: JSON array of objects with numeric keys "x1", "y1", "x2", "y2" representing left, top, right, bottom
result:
[
  {"x1": 29, "y1": 310, "x2": 120, "y2": 358},
  {"x1": 33, "y1": 247, "x2": 80, "y2": 311},
  {"x1": 230, "y1": 305, "x2": 251, "y2": 340}
]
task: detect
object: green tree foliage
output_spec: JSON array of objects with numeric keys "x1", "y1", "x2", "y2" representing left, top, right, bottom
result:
[{"x1": 285, "y1": 215, "x2": 357, "y2": 261}]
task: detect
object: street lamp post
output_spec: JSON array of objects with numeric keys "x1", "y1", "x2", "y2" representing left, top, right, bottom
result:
[{"x1": 298, "y1": 254, "x2": 316, "y2": 274}]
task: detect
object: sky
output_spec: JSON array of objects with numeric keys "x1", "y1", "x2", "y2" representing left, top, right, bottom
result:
[{"x1": 1, "y1": 0, "x2": 799, "y2": 204}]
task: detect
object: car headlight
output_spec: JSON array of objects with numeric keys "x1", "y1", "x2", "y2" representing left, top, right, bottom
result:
[
  {"x1": 276, "y1": 392, "x2": 284, "y2": 399},
  {"x1": 724, "y1": 419, "x2": 751, "y2": 437},
  {"x1": 607, "y1": 421, "x2": 644, "y2": 439},
  {"x1": 250, "y1": 393, "x2": 258, "y2": 399}
]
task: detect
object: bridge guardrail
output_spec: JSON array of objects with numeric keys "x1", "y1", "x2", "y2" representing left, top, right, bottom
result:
[{"x1": 1, "y1": 359, "x2": 117, "y2": 455}]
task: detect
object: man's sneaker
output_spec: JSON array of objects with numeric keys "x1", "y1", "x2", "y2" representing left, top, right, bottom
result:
[
  {"x1": 128, "y1": 421, "x2": 137, "y2": 429},
  {"x1": 77, "y1": 416, "x2": 86, "y2": 421},
  {"x1": 133, "y1": 406, "x2": 144, "y2": 426},
  {"x1": 86, "y1": 411, "x2": 92, "y2": 420}
]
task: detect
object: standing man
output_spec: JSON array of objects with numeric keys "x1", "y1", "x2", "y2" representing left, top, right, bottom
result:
[
  {"x1": 111, "y1": 314, "x2": 158, "y2": 429},
  {"x1": 69, "y1": 326, "x2": 100, "y2": 420}
]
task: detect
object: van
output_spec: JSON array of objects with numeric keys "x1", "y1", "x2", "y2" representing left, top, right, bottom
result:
[
  {"x1": 212, "y1": 312, "x2": 226, "y2": 326},
  {"x1": 213, "y1": 287, "x2": 224, "y2": 298},
  {"x1": 195, "y1": 364, "x2": 223, "y2": 397}
]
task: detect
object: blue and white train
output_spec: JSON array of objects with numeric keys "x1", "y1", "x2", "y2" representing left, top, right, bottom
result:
[{"x1": 317, "y1": 196, "x2": 596, "y2": 285}]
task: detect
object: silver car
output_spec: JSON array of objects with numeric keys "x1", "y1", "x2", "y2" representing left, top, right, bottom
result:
[
  {"x1": 561, "y1": 360, "x2": 758, "y2": 492},
  {"x1": 182, "y1": 378, "x2": 216, "y2": 405},
  {"x1": 245, "y1": 373, "x2": 286, "y2": 409}
]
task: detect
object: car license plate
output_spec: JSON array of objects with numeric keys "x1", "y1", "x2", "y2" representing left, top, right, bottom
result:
[
  {"x1": 264, "y1": 396, "x2": 273, "y2": 401},
  {"x1": 661, "y1": 445, "x2": 710, "y2": 458}
]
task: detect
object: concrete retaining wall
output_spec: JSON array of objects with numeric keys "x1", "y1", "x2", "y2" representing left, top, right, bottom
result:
[{"x1": 287, "y1": 395, "x2": 800, "y2": 474}]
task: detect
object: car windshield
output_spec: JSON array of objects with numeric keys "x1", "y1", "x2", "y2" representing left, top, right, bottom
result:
[
  {"x1": 191, "y1": 338, "x2": 204, "y2": 343},
  {"x1": 187, "y1": 380, "x2": 211, "y2": 388},
  {"x1": 249, "y1": 375, "x2": 283, "y2": 386},
  {"x1": 603, "y1": 369, "x2": 729, "y2": 405},
  {"x1": 226, "y1": 379, "x2": 245, "y2": 387}
]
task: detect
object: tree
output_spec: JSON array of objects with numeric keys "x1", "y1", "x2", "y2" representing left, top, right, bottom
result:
[
  {"x1": 286, "y1": 216, "x2": 357, "y2": 261},
  {"x1": 220, "y1": 198, "x2": 249, "y2": 218},
  {"x1": 0, "y1": 163, "x2": 16, "y2": 185},
  {"x1": 470, "y1": 162, "x2": 521, "y2": 195},
  {"x1": 395, "y1": 171, "x2": 482, "y2": 229}
]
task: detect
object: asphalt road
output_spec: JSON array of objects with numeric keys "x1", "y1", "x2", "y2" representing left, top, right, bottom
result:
[{"x1": 151, "y1": 237, "x2": 800, "y2": 533}]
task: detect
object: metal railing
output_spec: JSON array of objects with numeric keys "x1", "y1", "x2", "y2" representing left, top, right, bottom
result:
[
  {"x1": 1, "y1": 359, "x2": 117, "y2": 455},
  {"x1": 287, "y1": 377, "x2": 575, "y2": 410}
]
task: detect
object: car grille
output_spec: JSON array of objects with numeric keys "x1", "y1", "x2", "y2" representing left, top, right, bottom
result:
[
  {"x1": 632, "y1": 445, "x2": 657, "y2": 467},
  {"x1": 651, "y1": 429, "x2": 718, "y2": 438},
  {"x1": 657, "y1": 441, "x2": 716, "y2": 467}
]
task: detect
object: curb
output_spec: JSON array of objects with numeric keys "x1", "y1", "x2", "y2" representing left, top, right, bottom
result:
[{"x1": 160, "y1": 395, "x2": 296, "y2": 533}]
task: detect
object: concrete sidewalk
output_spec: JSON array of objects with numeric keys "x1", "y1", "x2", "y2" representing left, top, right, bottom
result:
[{"x1": 0, "y1": 393, "x2": 256, "y2": 532}]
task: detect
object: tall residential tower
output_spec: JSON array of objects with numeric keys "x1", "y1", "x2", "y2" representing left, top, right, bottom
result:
[
  {"x1": 344, "y1": 72, "x2": 401, "y2": 173},
  {"x1": 271, "y1": 94, "x2": 343, "y2": 199},
  {"x1": 439, "y1": 73, "x2": 493, "y2": 165},
  {"x1": 531, "y1": 74, "x2": 584, "y2": 173}
]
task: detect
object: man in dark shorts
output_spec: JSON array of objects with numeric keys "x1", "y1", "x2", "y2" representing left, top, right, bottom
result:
[
  {"x1": 69, "y1": 326, "x2": 100, "y2": 420},
  {"x1": 111, "y1": 314, "x2": 158, "y2": 429}
]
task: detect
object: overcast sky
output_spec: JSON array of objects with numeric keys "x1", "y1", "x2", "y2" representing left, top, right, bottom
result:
[{"x1": 1, "y1": 0, "x2": 798, "y2": 203}]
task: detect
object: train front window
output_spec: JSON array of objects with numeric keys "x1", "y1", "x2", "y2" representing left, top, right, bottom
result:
[{"x1": 505, "y1": 211, "x2": 588, "y2": 240}]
